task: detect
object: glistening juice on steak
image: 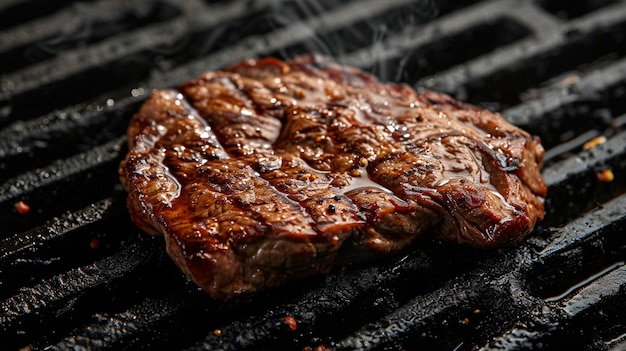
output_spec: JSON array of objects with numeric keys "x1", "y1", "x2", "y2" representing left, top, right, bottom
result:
[{"x1": 118, "y1": 55, "x2": 547, "y2": 300}]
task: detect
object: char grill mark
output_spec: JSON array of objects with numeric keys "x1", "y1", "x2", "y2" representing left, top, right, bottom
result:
[{"x1": 119, "y1": 55, "x2": 547, "y2": 299}]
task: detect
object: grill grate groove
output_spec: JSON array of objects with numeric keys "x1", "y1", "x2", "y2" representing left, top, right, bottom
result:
[
  {"x1": 0, "y1": 137, "x2": 125, "y2": 234},
  {"x1": 0, "y1": 0, "x2": 182, "y2": 73}
]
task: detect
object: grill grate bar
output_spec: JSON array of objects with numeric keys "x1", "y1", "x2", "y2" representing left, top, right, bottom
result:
[
  {"x1": 481, "y1": 193, "x2": 626, "y2": 350},
  {"x1": 0, "y1": 0, "x2": 262, "y2": 124},
  {"x1": 332, "y1": 256, "x2": 527, "y2": 351},
  {"x1": 335, "y1": 192, "x2": 626, "y2": 351},
  {"x1": 341, "y1": 0, "x2": 543, "y2": 81},
  {"x1": 0, "y1": 137, "x2": 125, "y2": 234},
  {"x1": 0, "y1": 98, "x2": 141, "y2": 182},
  {"x1": 0, "y1": 197, "x2": 119, "y2": 262},
  {"x1": 148, "y1": 0, "x2": 429, "y2": 89},
  {"x1": 0, "y1": 0, "x2": 180, "y2": 68},
  {"x1": 608, "y1": 337, "x2": 626, "y2": 351},
  {"x1": 503, "y1": 56, "x2": 626, "y2": 132},
  {"x1": 0, "y1": 136, "x2": 123, "y2": 200},
  {"x1": 0, "y1": 238, "x2": 164, "y2": 350},
  {"x1": 539, "y1": 129, "x2": 626, "y2": 227},
  {"x1": 2, "y1": 61, "x2": 624, "y2": 349},
  {"x1": 558, "y1": 263, "x2": 626, "y2": 318},
  {"x1": 483, "y1": 263, "x2": 626, "y2": 351},
  {"x1": 538, "y1": 193, "x2": 626, "y2": 259},
  {"x1": 419, "y1": 1, "x2": 626, "y2": 100},
  {"x1": 183, "y1": 248, "x2": 439, "y2": 350},
  {"x1": 49, "y1": 290, "x2": 210, "y2": 351},
  {"x1": 25, "y1": 243, "x2": 436, "y2": 350},
  {"x1": 0, "y1": 0, "x2": 100, "y2": 32},
  {"x1": 0, "y1": 0, "x2": 382, "y2": 125},
  {"x1": 542, "y1": 129, "x2": 603, "y2": 162},
  {"x1": 526, "y1": 192, "x2": 626, "y2": 303}
]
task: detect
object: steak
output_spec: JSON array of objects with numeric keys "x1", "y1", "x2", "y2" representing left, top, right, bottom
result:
[{"x1": 119, "y1": 55, "x2": 547, "y2": 300}]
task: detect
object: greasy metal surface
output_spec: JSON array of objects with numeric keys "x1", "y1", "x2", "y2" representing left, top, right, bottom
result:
[{"x1": 1, "y1": 0, "x2": 626, "y2": 350}]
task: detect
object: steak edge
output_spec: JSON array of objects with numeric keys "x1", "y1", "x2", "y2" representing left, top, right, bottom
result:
[{"x1": 119, "y1": 55, "x2": 547, "y2": 300}]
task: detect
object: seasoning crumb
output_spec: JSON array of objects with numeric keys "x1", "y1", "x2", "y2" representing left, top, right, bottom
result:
[
  {"x1": 213, "y1": 329, "x2": 222, "y2": 337},
  {"x1": 473, "y1": 309, "x2": 481, "y2": 314},
  {"x1": 15, "y1": 201, "x2": 30, "y2": 215},
  {"x1": 583, "y1": 136, "x2": 607, "y2": 150},
  {"x1": 284, "y1": 315, "x2": 297, "y2": 330},
  {"x1": 597, "y1": 169, "x2": 614, "y2": 182},
  {"x1": 303, "y1": 346, "x2": 327, "y2": 351},
  {"x1": 460, "y1": 317, "x2": 469, "y2": 325}
]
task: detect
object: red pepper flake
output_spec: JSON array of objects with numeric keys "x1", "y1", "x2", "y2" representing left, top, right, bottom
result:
[
  {"x1": 596, "y1": 169, "x2": 614, "y2": 182},
  {"x1": 284, "y1": 315, "x2": 297, "y2": 330},
  {"x1": 15, "y1": 201, "x2": 30, "y2": 215},
  {"x1": 89, "y1": 238, "x2": 101, "y2": 250}
]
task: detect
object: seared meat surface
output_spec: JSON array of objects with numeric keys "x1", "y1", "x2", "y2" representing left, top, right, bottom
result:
[{"x1": 119, "y1": 55, "x2": 547, "y2": 300}]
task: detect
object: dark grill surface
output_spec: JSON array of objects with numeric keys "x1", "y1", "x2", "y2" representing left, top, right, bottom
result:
[{"x1": 2, "y1": 0, "x2": 626, "y2": 350}]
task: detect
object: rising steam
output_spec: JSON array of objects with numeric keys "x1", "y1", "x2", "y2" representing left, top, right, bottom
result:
[{"x1": 266, "y1": 0, "x2": 439, "y2": 81}]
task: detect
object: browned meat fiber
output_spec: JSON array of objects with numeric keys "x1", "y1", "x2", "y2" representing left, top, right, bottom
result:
[{"x1": 119, "y1": 55, "x2": 547, "y2": 300}]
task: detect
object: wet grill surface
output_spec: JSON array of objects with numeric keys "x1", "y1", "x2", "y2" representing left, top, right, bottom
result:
[{"x1": 1, "y1": 0, "x2": 626, "y2": 350}]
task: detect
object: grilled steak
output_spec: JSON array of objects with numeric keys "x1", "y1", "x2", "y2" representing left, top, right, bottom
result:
[{"x1": 119, "y1": 55, "x2": 547, "y2": 300}]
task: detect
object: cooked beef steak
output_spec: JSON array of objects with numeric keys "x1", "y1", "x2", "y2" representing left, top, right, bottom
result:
[{"x1": 119, "y1": 55, "x2": 547, "y2": 300}]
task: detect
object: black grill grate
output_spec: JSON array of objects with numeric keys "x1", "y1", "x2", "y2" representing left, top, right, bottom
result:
[{"x1": 1, "y1": 0, "x2": 626, "y2": 350}]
